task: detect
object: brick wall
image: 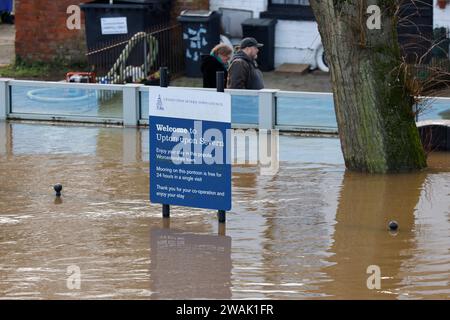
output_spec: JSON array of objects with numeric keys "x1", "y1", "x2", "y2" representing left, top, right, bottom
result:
[
  {"x1": 15, "y1": 0, "x2": 87, "y2": 64},
  {"x1": 171, "y1": 0, "x2": 209, "y2": 22},
  {"x1": 14, "y1": 0, "x2": 209, "y2": 64}
]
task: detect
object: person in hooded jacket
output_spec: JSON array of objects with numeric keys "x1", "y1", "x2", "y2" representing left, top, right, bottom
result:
[
  {"x1": 200, "y1": 44, "x2": 233, "y2": 88},
  {"x1": 227, "y1": 37, "x2": 265, "y2": 90}
]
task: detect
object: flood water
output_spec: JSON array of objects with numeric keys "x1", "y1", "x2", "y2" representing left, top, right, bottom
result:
[{"x1": 0, "y1": 121, "x2": 449, "y2": 300}]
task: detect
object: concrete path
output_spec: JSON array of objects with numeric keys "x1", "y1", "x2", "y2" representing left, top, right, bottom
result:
[
  {"x1": 0, "y1": 24, "x2": 15, "y2": 66},
  {"x1": 171, "y1": 70, "x2": 333, "y2": 92}
]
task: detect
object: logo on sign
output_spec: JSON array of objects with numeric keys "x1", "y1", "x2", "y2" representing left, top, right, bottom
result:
[{"x1": 156, "y1": 95, "x2": 164, "y2": 111}]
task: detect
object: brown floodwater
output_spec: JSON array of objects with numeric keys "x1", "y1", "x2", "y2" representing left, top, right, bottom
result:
[{"x1": 0, "y1": 121, "x2": 449, "y2": 300}]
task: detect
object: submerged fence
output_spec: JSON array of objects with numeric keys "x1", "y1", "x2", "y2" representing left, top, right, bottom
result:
[{"x1": 86, "y1": 24, "x2": 184, "y2": 84}]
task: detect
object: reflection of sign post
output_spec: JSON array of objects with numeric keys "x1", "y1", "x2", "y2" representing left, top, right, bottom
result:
[
  {"x1": 150, "y1": 228, "x2": 232, "y2": 299},
  {"x1": 149, "y1": 87, "x2": 232, "y2": 212}
]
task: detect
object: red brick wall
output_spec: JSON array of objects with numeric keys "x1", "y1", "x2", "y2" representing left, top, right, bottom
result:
[
  {"x1": 14, "y1": 0, "x2": 210, "y2": 64},
  {"x1": 171, "y1": 0, "x2": 210, "y2": 22},
  {"x1": 15, "y1": 0, "x2": 87, "y2": 64}
]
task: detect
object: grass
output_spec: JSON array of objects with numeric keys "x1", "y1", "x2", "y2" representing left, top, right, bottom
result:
[
  {"x1": 0, "y1": 59, "x2": 89, "y2": 81},
  {"x1": 0, "y1": 62, "x2": 50, "y2": 78}
]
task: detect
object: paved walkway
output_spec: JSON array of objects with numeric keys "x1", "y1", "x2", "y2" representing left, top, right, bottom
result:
[
  {"x1": 172, "y1": 71, "x2": 450, "y2": 96},
  {"x1": 171, "y1": 70, "x2": 333, "y2": 92},
  {"x1": 0, "y1": 24, "x2": 15, "y2": 66}
]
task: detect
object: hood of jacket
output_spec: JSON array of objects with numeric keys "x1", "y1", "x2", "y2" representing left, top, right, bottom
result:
[{"x1": 231, "y1": 50, "x2": 255, "y2": 65}]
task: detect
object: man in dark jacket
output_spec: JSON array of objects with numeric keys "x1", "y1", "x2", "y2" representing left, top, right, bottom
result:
[{"x1": 227, "y1": 37, "x2": 265, "y2": 90}]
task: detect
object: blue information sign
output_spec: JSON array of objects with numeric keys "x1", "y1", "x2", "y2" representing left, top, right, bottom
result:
[{"x1": 149, "y1": 87, "x2": 232, "y2": 211}]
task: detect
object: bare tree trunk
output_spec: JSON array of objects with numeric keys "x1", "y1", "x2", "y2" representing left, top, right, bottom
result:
[{"x1": 310, "y1": 0, "x2": 427, "y2": 173}]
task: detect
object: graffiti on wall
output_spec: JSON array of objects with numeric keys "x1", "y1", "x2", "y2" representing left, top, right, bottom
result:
[{"x1": 183, "y1": 24, "x2": 208, "y2": 62}]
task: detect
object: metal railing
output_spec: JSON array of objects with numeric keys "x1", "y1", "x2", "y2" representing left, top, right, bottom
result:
[
  {"x1": 1, "y1": 78, "x2": 450, "y2": 133},
  {"x1": 86, "y1": 24, "x2": 184, "y2": 84}
]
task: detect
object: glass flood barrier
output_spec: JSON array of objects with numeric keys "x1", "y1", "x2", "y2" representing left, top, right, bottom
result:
[
  {"x1": 418, "y1": 98, "x2": 450, "y2": 121},
  {"x1": 10, "y1": 85, "x2": 123, "y2": 118},
  {"x1": 6, "y1": 81, "x2": 450, "y2": 129},
  {"x1": 276, "y1": 94, "x2": 450, "y2": 130},
  {"x1": 276, "y1": 94, "x2": 337, "y2": 130}
]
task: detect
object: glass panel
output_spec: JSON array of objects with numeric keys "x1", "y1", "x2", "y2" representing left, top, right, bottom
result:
[
  {"x1": 141, "y1": 128, "x2": 149, "y2": 162},
  {"x1": 11, "y1": 85, "x2": 123, "y2": 118},
  {"x1": 417, "y1": 99, "x2": 450, "y2": 121},
  {"x1": 276, "y1": 95, "x2": 337, "y2": 129},
  {"x1": 277, "y1": 95, "x2": 450, "y2": 129},
  {"x1": 231, "y1": 95, "x2": 258, "y2": 125},
  {"x1": 140, "y1": 90, "x2": 150, "y2": 120}
]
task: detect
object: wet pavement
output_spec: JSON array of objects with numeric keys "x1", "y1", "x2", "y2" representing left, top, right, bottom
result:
[
  {"x1": 171, "y1": 70, "x2": 333, "y2": 93},
  {"x1": 0, "y1": 24, "x2": 14, "y2": 66},
  {"x1": 0, "y1": 121, "x2": 449, "y2": 299}
]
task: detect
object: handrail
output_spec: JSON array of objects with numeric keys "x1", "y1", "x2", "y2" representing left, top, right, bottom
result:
[
  {"x1": 137, "y1": 86, "x2": 260, "y2": 96},
  {"x1": 275, "y1": 90, "x2": 333, "y2": 97},
  {"x1": 8, "y1": 79, "x2": 127, "y2": 91}
]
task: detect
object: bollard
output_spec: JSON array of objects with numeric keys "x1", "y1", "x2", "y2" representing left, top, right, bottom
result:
[
  {"x1": 216, "y1": 71, "x2": 225, "y2": 93},
  {"x1": 160, "y1": 67, "x2": 169, "y2": 88},
  {"x1": 54, "y1": 184, "x2": 63, "y2": 197},
  {"x1": 388, "y1": 220, "x2": 399, "y2": 231}
]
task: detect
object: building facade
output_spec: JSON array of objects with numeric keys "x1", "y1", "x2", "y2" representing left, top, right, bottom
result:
[
  {"x1": 434, "y1": 0, "x2": 450, "y2": 28},
  {"x1": 210, "y1": 0, "x2": 323, "y2": 69},
  {"x1": 211, "y1": 0, "x2": 450, "y2": 70},
  {"x1": 12, "y1": 0, "x2": 450, "y2": 68},
  {"x1": 14, "y1": 0, "x2": 209, "y2": 64}
]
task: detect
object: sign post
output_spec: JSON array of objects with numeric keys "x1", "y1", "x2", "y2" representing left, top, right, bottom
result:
[
  {"x1": 149, "y1": 69, "x2": 231, "y2": 222},
  {"x1": 216, "y1": 71, "x2": 226, "y2": 224},
  {"x1": 159, "y1": 68, "x2": 170, "y2": 218}
]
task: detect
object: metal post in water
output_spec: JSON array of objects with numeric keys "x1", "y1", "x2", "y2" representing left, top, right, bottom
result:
[
  {"x1": 160, "y1": 67, "x2": 170, "y2": 218},
  {"x1": 163, "y1": 217, "x2": 170, "y2": 229},
  {"x1": 216, "y1": 71, "x2": 226, "y2": 224},
  {"x1": 162, "y1": 204, "x2": 170, "y2": 218},
  {"x1": 218, "y1": 210, "x2": 226, "y2": 224},
  {"x1": 218, "y1": 222, "x2": 226, "y2": 236}
]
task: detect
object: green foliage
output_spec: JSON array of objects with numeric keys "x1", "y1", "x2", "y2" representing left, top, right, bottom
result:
[{"x1": 0, "y1": 56, "x2": 89, "y2": 80}]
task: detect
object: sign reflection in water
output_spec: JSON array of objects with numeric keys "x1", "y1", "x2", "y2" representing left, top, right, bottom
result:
[{"x1": 150, "y1": 228, "x2": 232, "y2": 299}]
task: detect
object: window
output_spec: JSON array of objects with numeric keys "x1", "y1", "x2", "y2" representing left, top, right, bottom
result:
[{"x1": 260, "y1": 0, "x2": 315, "y2": 21}]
